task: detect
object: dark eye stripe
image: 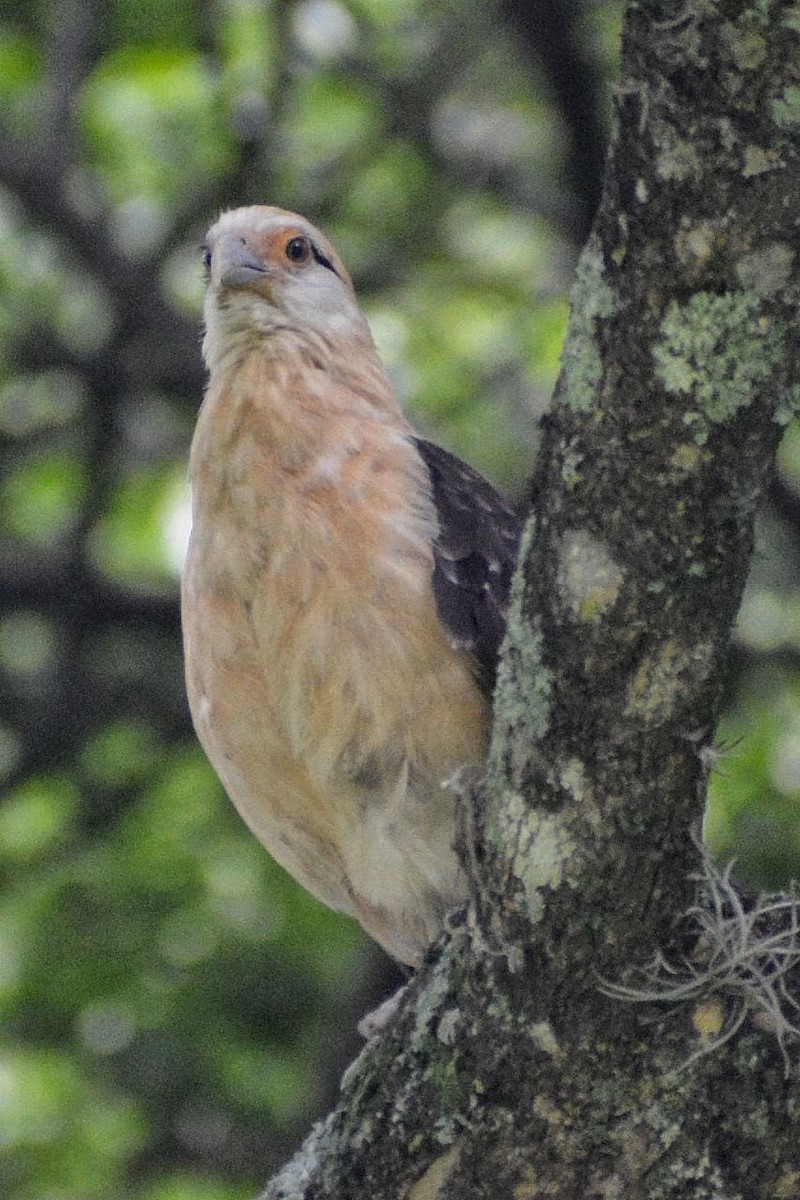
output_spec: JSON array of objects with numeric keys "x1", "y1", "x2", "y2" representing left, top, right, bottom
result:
[{"x1": 311, "y1": 244, "x2": 341, "y2": 279}]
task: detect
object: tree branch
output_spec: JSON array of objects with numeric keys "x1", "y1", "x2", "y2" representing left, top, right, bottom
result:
[
  {"x1": 0, "y1": 133, "x2": 203, "y2": 395},
  {"x1": 40, "y1": 0, "x2": 103, "y2": 166},
  {"x1": 499, "y1": 0, "x2": 608, "y2": 240}
]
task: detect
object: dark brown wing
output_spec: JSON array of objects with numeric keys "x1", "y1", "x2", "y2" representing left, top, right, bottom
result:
[{"x1": 414, "y1": 437, "x2": 522, "y2": 696}]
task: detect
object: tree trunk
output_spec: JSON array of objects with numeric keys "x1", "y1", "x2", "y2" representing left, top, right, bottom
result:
[{"x1": 260, "y1": 2, "x2": 800, "y2": 1196}]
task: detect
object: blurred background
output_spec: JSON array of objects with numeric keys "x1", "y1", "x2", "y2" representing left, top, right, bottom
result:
[{"x1": 0, "y1": 1, "x2": 797, "y2": 1197}]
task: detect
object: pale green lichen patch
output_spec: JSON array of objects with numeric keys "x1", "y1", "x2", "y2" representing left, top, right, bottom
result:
[
  {"x1": 742, "y1": 142, "x2": 781, "y2": 176},
  {"x1": 560, "y1": 444, "x2": 585, "y2": 489},
  {"x1": 783, "y1": 1, "x2": 800, "y2": 32},
  {"x1": 407, "y1": 1145, "x2": 461, "y2": 1200},
  {"x1": 559, "y1": 237, "x2": 615, "y2": 412},
  {"x1": 654, "y1": 126, "x2": 702, "y2": 183},
  {"x1": 674, "y1": 219, "x2": 718, "y2": 268},
  {"x1": 267, "y1": 1120, "x2": 331, "y2": 1200},
  {"x1": 772, "y1": 84, "x2": 800, "y2": 127},
  {"x1": 558, "y1": 757, "x2": 589, "y2": 805},
  {"x1": 557, "y1": 757, "x2": 605, "y2": 839},
  {"x1": 670, "y1": 442, "x2": 703, "y2": 473},
  {"x1": 775, "y1": 383, "x2": 800, "y2": 426},
  {"x1": 435, "y1": 1008, "x2": 461, "y2": 1046},
  {"x1": 492, "y1": 520, "x2": 553, "y2": 761},
  {"x1": 735, "y1": 243, "x2": 794, "y2": 297},
  {"x1": 491, "y1": 792, "x2": 577, "y2": 925},
  {"x1": 410, "y1": 966, "x2": 456, "y2": 1053},
  {"x1": 625, "y1": 639, "x2": 715, "y2": 726},
  {"x1": 653, "y1": 291, "x2": 785, "y2": 437},
  {"x1": 529, "y1": 1020, "x2": 561, "y2": 1058},
  {"x1": 556, "y1": 529, "x2": 624, "y2": 621},
  {"x1": 722, "y1": 22, "x2": 767, "y2": 70}
]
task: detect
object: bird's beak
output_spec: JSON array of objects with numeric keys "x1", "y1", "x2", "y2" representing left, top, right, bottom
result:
[{"x1": 216, "y1": 237, "x2": 271, "y2": 292}]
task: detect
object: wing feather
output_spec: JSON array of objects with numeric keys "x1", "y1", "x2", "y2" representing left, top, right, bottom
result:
[{"x1": 414, "y1": 437, "x2": 522, "y2": 695}]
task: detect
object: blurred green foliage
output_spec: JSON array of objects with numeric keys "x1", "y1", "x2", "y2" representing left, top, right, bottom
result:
[{"x1": 0, "y1": 1, "x2": 798, "y2": 1198}]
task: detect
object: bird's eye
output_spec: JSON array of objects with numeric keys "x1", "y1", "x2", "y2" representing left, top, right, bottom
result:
[
  {"x1": 285, "y1": 236, "x2": 311, "y2": 265},
  {"x1": 201, "y1": 247, "x2": 212, "y2": 275}
]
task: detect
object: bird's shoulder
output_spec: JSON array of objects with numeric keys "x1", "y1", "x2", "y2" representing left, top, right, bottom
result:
[{"x1": 412, "y1": 437, "x2": 522, "y2": 695}]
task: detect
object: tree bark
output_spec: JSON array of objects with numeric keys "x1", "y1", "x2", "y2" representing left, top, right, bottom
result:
[{"x1": 260, "y1": 1, "x2": 800, "y2": 1196}]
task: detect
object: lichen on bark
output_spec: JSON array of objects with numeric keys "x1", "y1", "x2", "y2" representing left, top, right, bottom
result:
[{"x1": 653, "y1": 290, "x2": 787, "y2": 438}]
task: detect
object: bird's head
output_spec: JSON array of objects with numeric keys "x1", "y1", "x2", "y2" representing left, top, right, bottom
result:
[{"x1": 201, "y1": 206, "x2": 374, "y2": 372}]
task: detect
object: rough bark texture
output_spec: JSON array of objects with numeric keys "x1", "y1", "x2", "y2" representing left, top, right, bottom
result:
[{"x1": 260, "y1": 2, "x2": 800, "y2": 1197}]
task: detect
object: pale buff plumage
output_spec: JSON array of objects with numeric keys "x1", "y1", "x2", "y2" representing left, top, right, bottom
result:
[{"x1": 182, "y1": 206, "x2": 495, "y2": 966}]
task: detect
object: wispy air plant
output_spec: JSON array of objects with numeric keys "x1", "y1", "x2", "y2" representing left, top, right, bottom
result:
[{"x1": 600, "y1": 852, "x2": 800, "y2": 1074}]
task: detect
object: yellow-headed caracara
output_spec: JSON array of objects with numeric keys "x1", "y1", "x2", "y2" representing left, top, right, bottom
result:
[{"x1": 182, "y1": 206, "x2": 521, "y2": 967}]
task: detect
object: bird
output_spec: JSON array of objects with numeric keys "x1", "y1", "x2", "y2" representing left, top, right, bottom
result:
[{"x1": 181, "y1": 205, "x2": 521, "y2": 968}]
